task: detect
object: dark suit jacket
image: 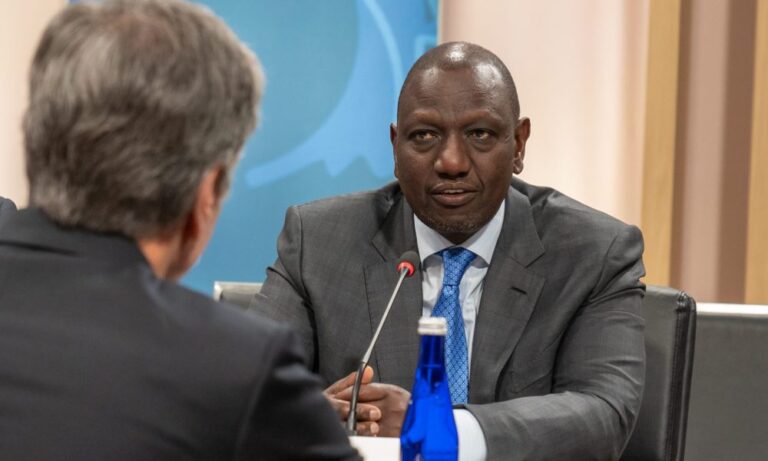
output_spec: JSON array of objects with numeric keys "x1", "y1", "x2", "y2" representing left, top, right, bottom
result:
[
  {"x1": 0, "y1": 196, "x2": 16, "y2": 228},
  {"x1": 0, "y1": 209, "x2": 360, "y2": 461},
  {"x1": 252, "y1": 179, "x2": 646, "y2": 460}
]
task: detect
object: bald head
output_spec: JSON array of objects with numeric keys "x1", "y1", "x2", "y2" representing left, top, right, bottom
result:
[{"x1": 398, "y1": 42, "x2": 520, "y2": 121}]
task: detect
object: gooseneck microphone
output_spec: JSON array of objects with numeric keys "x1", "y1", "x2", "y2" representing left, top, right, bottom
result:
[{"x1": 346, "y1": 250, "x2": 420, "y2": 435}]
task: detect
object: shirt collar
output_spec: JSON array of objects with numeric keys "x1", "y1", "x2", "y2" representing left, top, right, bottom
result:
[{"x1": 414, "y1": 200, "x2": 505, "y2": 266}]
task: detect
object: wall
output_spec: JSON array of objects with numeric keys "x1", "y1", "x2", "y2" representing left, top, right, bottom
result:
[
  {"x1": 441, "y1": 1, "x2": 650, "y2": 226},
  {"x1": 672, "y1": 0, "x2": 756, "y2": 302},
  {"x1": 0, "y1": 0, "x2": 65, "y2": 206}
]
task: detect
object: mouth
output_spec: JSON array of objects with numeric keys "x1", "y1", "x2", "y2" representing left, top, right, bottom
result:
[{"x1": 430, "y1": 186, "x2": 477, "y2": 207}]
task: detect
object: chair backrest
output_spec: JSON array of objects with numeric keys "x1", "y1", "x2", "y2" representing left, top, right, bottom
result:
[
  {"x1": 683, "y1": 302, "x2": 768, "y2": 461},
  {"x1": 621, "y1": 285, "x2": 696, "y2": 461},
  {"x1": 212, "y1": 281, "x2": 262, "y2": 310}
]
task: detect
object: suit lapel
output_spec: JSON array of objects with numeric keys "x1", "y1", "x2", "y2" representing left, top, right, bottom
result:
[
  {"x1": 364, "y1": 194, "x2": 422, "y2": 390},
  {"x1": 469, "y1": 187, "x2": 546, "y2": 403}
]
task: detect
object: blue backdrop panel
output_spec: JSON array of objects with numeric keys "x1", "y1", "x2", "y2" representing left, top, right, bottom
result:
[{"x1": 183, "y1": 0, "x2": 438, "y2": 293}]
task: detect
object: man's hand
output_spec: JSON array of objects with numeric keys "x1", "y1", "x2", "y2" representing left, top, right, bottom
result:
[
  {"x1": 324, "y1": 367, "x2": 382, "y2": 435},
  {"x1": 332, "y1": 369, "x2": 411, "y2": 437}
]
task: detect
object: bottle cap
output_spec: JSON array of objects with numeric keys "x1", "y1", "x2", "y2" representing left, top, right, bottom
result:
[{"x1": 418, "y1": 316, "x2": 447, "y2": 336}]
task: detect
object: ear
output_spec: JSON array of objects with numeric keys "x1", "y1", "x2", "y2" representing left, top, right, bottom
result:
[
  {"x1": 512, "y1": 117, "x2": 531, "y2": 175},
  {"x1": 172, "y1": 167, "x2": 225, "y2": 278},
  {"x1": 184, "y1": 168, "x2": 223, "y2": 237},
  {"x1": 390, "y1": 123, "x2": 400, "y2": 178}
]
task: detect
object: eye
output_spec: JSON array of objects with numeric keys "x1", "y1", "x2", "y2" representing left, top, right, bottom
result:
[
  {"x1": 409, "y1": 130, "x2": 438, "y2": 144},
  {"x1": 467, "y1": 129, "x2": 493, "y2": 142}
]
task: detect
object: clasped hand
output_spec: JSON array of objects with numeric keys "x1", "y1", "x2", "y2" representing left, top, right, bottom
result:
[{"x1": 323, "y1": 366, "x2": 410, "y2": 437}]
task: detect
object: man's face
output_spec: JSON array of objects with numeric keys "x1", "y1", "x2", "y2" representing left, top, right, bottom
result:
[{"x1": 391, "y1": 66, "x2": 529, "y2": 244}]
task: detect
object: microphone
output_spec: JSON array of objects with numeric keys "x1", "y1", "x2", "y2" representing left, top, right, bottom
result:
[{"x1": 345, "y1": 250, "x2": 420, "y2": 435}]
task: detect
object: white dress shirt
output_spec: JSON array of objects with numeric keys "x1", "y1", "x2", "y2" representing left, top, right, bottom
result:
[{"x1": 413, "y1": 201, "x2": 505, "y2": 461}]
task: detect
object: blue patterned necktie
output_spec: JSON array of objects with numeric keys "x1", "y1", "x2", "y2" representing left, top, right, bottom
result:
[{"x1": 432, "y1": 247, "x2": 476, "y2": 404}]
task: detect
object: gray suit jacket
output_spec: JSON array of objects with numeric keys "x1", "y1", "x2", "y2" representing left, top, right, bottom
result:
[{"x1": 252, "y1": 179, "x2": 646, "y2": 460}]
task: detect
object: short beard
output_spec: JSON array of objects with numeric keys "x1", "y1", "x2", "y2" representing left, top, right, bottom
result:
[{"x1": 417, "y1": 211, "x2": 486, "y2": 243}]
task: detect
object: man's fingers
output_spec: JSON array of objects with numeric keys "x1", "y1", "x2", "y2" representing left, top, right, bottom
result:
[
  {"x1": 343, "y1": 401, "x2": 382, "y2": 422},
  {"x1": 361, "y1": 365, "x2": 374, "y2": 383},
  {"x1": 357, "y1": 385, "x2": 389, "y2": 402},
  {"x1": 324, "y1": 395, "x2": 351, "y2": 420},
  {"x1": 334, "y1": 382, "x2": 388, "y2": 402},
  {"x1": 326, "y1": 397, "x2": 382, "y2": 422},
  {"x1": 356, "y1": 402, "x2": 382, "y2": 421},
  {"x1": 324, "y1": 370, "x2": 358, "y2": 395},
  {"x1": 355, "y1": 421, "x2": 380, "y2": 437},
  {"x1": 324, "y1": 366, "x2": 375, "y2": 396}
]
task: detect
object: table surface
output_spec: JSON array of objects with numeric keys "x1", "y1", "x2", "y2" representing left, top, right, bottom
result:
[{"x1": 349, "y1": 435, "x2": 399, "y2": 460}]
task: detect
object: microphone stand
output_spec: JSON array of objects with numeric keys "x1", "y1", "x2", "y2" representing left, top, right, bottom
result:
[{"x1": 345, "y1": 265, "x2": 411, "y2": 435}]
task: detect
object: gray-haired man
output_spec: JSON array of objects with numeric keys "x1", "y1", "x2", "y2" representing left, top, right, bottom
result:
[{"x1": 0, "y1": 1, "x2": 359, "y2": 460}]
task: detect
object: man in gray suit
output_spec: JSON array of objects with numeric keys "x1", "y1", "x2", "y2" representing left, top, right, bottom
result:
[
  {"x1": 253, "y1": 42, "x2": 645, "y2": 460},
  {"x1": 0, "y1": 1, "x2": 359, "y2": 459},
  {"x1": 0, "y1": 197, "x2": 16, "y2": 228}
]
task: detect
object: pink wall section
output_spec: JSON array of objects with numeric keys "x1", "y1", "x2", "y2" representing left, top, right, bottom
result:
[
  {"x1": 0, "y1": 0, "x2": 65, "y2": 206},
  {"x1": 672, "y1": 0, "x2": 755, "y2": 302},
  {"x1": 440, "y1": 1, "x2": 650, "y2": 226}
]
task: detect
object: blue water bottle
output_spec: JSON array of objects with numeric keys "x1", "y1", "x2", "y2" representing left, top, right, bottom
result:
[{"x1": 400, "y1": 316, "x2": 459, "y2": 460}]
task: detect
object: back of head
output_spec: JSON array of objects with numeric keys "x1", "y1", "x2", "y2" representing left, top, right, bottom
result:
[{"x1": 24, "y1": 0, "x2": 264, "y2": 238}]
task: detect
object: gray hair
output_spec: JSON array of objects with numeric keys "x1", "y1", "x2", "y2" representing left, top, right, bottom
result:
[{"x1": 24, "y1": 0, "x2": 264, "y2": 238}]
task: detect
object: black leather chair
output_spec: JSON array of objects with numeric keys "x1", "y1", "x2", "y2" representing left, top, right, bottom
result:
[
  {"x1": 621, "y1": 286, "x2": 696, "y2": 461},
  {"x1": 0, "y1": 196, "x2": 17, "y2": 229},
  {"x1": 212, "y1": 281, "x2": 262, "y2": 309}
]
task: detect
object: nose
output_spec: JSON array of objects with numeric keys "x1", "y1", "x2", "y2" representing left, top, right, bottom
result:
[{"x1": 434, "y1": 133, "x2": 470, "y2": 178}]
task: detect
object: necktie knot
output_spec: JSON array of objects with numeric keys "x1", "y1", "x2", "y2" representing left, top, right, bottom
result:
[{"x1": 440, "y1": 247, "x2": 476, "y2": 286}]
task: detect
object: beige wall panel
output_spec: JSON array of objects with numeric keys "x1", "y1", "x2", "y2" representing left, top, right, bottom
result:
[
  {"x1": 673, "y1": 0, "x2": 756, "y2": 302},
  {"x1": 746, "y1": 0, "x2": 768, "y2": 304},
  {"x1": 441, "y1": 0, "x2": 649, "y2": 226},
  {"x1": 641, "y1": 0, "x2": 682, "y2": 286},
  {"x1": 717, "y1": 0, "x2": 755, "y2": 302},
  {"x1": 0, "y1": 0, "x2": 66, "y2": 206},
  {"x1": 672, "y1": 0, "x2": 729, "y2": 300}
]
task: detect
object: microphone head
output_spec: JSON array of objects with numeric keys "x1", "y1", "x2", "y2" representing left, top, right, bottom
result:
[{"x1": 396, "y1": 250, "x2": 420, "y2": 277}]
